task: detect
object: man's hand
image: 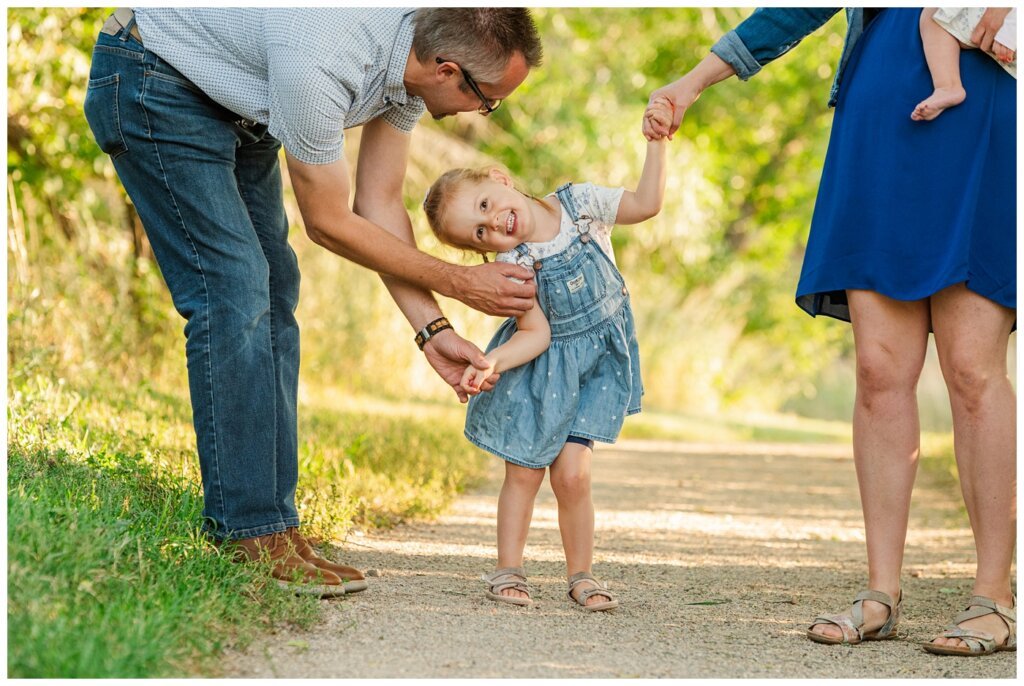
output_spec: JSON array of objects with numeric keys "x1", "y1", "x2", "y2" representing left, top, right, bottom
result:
[
  {"x1": 423, "y1": 329, "x2": 500, "y2": 403},
  {"x1": 972, "y1": 8, "x2": 1013, "y2": 53},
  {"x1": 450, "y1": 262, "x2": 537, "y2": 317}
]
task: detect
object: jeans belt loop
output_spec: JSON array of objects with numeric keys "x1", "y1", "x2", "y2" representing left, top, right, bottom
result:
[{"x1": 111, "y1": 7, "x2": 143, "y2": 43}]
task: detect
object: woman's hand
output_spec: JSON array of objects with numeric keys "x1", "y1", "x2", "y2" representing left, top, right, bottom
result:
[
  {"x1": 993, "y1": 40, "x2": 1015, "y2": 64},
  {"x1": 971, "y1": 8, "x2": 1013, "y2": 53},
  {"x1": 643, "y1": 95, "x2": 675, "y2": 141},
  {"x1": 643, "y1": 53, "x2": 737, "y2": 141},
  {"x1": 643, "y1": 77, "x2": 700, "y2": 140}
]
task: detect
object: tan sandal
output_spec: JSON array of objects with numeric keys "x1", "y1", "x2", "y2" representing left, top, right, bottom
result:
[
  {"x1": 807, "y1": 589, "x2": 902, "y2": 645},
  {"x1": 923, "y1": 595, "x2": 1016, "y2": 656},
  {"x1": 567, "y1": 571, "x2": 619, "y2": 612},
  {"x1": 482, "y1": 567, "x2": 534, "y2": 607}
]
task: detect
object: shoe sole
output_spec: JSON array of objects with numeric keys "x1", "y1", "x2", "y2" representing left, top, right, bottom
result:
[
  {"x1": 580, "y1": 600, "x2": 619, "y2": 612},
  {"x1": 806, "y1": 630, "x2": 899, "y2": 645},
  {"x1": 277, "y1": 580, "x2": 349, "y2": 598},
  {"x1": 485, "y1": 591, "x2": 534, "y2": 607},
  {"x1": 921, "y1": 642, "x2": 1015, "y2": 657},
  {"x1": 342, "y1": 580, "x2": 369, "y2": 594}
]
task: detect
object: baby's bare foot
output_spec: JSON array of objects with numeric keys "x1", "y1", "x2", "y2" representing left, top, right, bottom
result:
[{"x1": 912, "y1": 86, "x2": 967, "y2": 121}]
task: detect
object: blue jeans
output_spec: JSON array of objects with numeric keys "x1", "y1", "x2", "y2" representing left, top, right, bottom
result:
[{"x1": 84, "y1": 24, "x2": 301, "y2": 540}]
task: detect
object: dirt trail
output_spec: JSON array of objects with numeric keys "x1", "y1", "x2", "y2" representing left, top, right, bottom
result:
[{"x1": 222, "y1": 439, "x2": 1015, "y2": 678}]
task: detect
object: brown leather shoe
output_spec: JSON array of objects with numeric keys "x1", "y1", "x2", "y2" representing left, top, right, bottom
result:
[
  {"x1": 287, "y1": 527, "x2": 368, "y2": 593},
  {"x1": 225, "y1": 531, "x2": 348, "y2": 597}
]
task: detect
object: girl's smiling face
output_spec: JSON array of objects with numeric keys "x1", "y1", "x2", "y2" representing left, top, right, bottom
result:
[{"x1": 440, "y1": 169, "x2": 540, "y2": 254}]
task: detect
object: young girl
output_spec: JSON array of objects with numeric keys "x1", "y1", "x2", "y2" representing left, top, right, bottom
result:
[
  {"x1": 913, "y1": 7, "x2": 1016, "y2": 121},
  {"x1": 421, "y1": 106, "x2": 668, "y2": 611}
]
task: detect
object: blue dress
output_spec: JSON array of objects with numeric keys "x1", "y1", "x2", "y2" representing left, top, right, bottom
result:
[
  {"x1": 464, "y1": 184, "x2": 643, "y2": 469},
  {"x1": 796, "y1": 8, "x2": 1017, "y2": 322}
]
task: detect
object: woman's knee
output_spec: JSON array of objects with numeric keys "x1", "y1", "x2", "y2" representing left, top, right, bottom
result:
[
  {"x1": 941, "y1": 348, "x2": 1004, "y2": 412},
  {"x1": 855, "y1": 343, "x2": 923, "y2": 397}
]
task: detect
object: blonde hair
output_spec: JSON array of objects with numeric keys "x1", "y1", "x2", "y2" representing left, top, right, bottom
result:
[
  {"x1": 422, "y1": 167, "x2": 496, "y2": 253},
  {"x1": 422, "y1": 166, "x2": 556, "y2": 258}
]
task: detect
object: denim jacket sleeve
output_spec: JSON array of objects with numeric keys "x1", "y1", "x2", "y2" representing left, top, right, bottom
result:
[{"x1": 711, "y1": 8, "x2": 842, "y2": 81}]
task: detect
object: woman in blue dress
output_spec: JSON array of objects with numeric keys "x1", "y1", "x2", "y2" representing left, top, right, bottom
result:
[{"x1": 646, "y1": 8, "x2": 1015, "y2": 655}]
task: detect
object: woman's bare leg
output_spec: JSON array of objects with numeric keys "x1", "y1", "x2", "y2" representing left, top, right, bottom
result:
[
  {"x1": 809, "y1": 289, "x2": 931, "y2": 639},
  {"x1": 929, "y1": 284, "x2": 1016, "y2": 649}
]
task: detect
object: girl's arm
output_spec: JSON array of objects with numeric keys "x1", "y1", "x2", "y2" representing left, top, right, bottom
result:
[
  {"x1": 461, "y1": 301, "x2": 551, "y2": 392},
  {"x1": 615, "y1": 138, "x2": 667, "y2": 225}
]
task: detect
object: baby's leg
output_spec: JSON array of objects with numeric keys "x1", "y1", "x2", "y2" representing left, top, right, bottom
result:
[
  {"x1": 549, "y1": 438, "x2": 611, "y2": 607},
  {"x1": 494, "y1": 461, "x2": 545, "y2": 598},
  {"x1": 913, "y1": 8, "x2": 968, "y2": 121}
]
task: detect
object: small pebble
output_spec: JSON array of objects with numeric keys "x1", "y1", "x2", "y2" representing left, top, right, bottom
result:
[{"x1": 365, "y1": 568, "x2": 380, "y2": 577}]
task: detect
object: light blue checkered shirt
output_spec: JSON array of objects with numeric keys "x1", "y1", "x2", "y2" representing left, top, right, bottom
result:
[{"x1": 134, "y1": 7, "x2": 426, "y2": 165}]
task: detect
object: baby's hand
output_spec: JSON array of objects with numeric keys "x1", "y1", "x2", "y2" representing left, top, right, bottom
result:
[
  {"x1": 993, "y1": 40, "x2": 1016, "y2": 63},
  {"x1": 643, "y1": 95, "x2": 675, "y2": 141},
  {"x1": 460, "y1": 357, "x2": 497, "y2": 395}
]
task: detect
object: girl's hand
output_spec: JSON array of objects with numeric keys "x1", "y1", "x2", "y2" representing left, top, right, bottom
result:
[
  {"x1": 993, "y1": 40, "x2": 1015, "y2": 64},
  {"x1": 643, "y1": 96, "x2": 675, "y2": 141},
  {"x1": 643, "y1": 77, "x2": 700, "y2": 140},
  {"x1": 424, "y1": 329, "x2": 498, "y2": 403},
  {"x1": 460, "y1": 357, "x2": 497, "y2": 395},
  {"x1": 971, "y1": 8, "x2": 1013, "y2": 53}
]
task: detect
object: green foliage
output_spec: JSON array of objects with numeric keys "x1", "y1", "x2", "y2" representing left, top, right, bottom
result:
[
  {"x1": 7, "y1": 376, "x2": 320, "y2": 677},
  {"x1": 7, "y1": 369, "x2": 487, "y2": 676},
  {"x1": 8, "y1": 7, "x2": 858, "y2": 415},
  {"x1": 428, "y1": 8, "x2": 853, "y2": 410}
]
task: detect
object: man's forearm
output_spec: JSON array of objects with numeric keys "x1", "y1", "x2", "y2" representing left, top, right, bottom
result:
[
  {"x1": 350, "y1": 195, "x2": 453, "y2": 330},
  {"x1": 309, "y1": 207, "x2": 462, "y2": 305}
]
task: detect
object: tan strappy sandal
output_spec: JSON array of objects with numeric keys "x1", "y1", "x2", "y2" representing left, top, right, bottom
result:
[
  {"x1": 482, "y1": 567, "x2": 534, "y2": 607},
  {"x1": 923, "y1": 595, "x2": 1016, "y2": 656},
  {"x1": 806, "y1": 589, "x2": 903, "y2": 645},
  {"x1": 567, "y1": 571, "x2": 619, "y2": 612}
]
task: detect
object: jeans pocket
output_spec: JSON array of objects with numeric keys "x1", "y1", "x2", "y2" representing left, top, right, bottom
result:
[{"x1": 84, "y1": 74, "x2": 128, "y2": 159}]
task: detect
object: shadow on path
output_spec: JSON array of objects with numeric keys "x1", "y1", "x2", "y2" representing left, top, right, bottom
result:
[{"x1": 221, "y1": 440, "x2": 1014, "y2": 678}]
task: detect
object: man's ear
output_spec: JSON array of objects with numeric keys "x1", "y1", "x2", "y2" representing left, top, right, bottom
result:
[
  {"x1": 487, "y1": 168, "x2": 513, "y2": 187},
  {"x1": 435, "y1": 59, "x2": 458, "y2": 83}
]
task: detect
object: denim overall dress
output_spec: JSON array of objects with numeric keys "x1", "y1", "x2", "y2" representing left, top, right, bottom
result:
[{"x1": 464, "y1": 183, "x2": 643, "y2": 468}]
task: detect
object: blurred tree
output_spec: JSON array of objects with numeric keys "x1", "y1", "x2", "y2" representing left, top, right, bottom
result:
[{"x1": 9, "y1": 7, "x2": 856, "y2": 415}]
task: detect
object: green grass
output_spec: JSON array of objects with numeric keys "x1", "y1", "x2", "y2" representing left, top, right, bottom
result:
[{"x1": 7, "y1": 373, "x2": 488, "y2": 677}]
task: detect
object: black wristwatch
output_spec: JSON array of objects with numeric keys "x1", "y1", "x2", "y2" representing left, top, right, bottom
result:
[{"x1": 414, "y1": 316, "x2": 453, "y2": 350}]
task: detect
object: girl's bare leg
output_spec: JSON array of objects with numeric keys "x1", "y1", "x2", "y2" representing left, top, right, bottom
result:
[
  {"x1": 809, "y1": 290, "x2": 931, "y2": 640},
  {"x1": 928, "y1": 284, "x2": 1016, "y2": 649},
  {"x1": 913, "y1": 8, "x2": 968, "y2": 121},
  {"x1": 549, "y1": 442, "x2": 610, "y2": 607},
  {"x1": 495, "y1": 462, "x2": 546, "y2": 599}
]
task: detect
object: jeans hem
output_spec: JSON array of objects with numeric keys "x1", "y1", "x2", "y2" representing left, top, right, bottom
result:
[{"x1": 203, "y1": 520, "x2": 293, "y2": 541}]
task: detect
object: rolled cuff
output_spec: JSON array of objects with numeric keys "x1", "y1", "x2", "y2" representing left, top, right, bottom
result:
[{"x1": 711, "y1": 30, "x2": 763, "y2": 81}]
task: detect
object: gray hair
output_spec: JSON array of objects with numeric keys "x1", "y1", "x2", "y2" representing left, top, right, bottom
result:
[{"x1": 412, "y1": 8, "x2": 543, "y2": 84}]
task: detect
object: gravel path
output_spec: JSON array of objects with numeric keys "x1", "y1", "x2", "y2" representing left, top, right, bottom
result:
[{"x1": 222, "y1": 439, "x2": 1015, "y2": 678}]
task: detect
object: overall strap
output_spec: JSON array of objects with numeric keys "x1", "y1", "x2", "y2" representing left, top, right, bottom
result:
[
  {"x1": 554, "y1": 182, "x2": 595, "y2": 242},
  {"x1": 554, "y1": 183, "x2": 580, "y2": 223}
]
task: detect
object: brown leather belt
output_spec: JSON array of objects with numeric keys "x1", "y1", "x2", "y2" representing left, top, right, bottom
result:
[{"x1": 100, "y1": 8, "x2": 142, "y2": 43}]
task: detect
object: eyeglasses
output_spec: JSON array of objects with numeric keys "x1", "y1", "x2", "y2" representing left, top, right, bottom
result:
[{"x1": 436, "y1": 57, "x2": 501, "y2": 115}]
